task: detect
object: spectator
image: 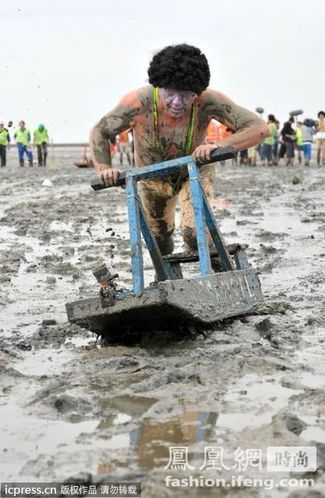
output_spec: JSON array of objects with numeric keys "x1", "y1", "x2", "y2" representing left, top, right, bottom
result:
[
  {"x1": 296, "y1": 121, "x2": 303, "y2": 164},
  {"x1": 261, "y1": 114, "x2": 278, "y2": 166},
  {"x1": 280, "y1": 117, "x2": 296, "y2": 166},
  {"x1": 117, "y1": 130, "x2": 132, "y2": 165},
  {"x1": 217, "y1": 124, "x2": 234, "y2": 165},
  {"x1": 316, "y1": 111, "x2": 325, "y2": 166},
  {"x1": 33, "y1": 124, "x2": 49, "y2": 166},
  {"x1": 248, "y1": 144, "x2": 258, "y2": 166},
  {"x1": 273, "y1": 119, "x2": 280, "y2": 164},
  {"x1": 301, "y1": 119, "x2": 316, "y2": 166},
  {"x1": 0, "y1": 121, "x2": 10, "y2": 167},
  {"x1": 205, "y1": 119, "x2": 219, "y2": 145},
  {"x1": 239, "y1": 149, "x2": 248, "y2": 165},
  {"x1": 14, "y1": 120, "x2": 33, "y2": 167}
]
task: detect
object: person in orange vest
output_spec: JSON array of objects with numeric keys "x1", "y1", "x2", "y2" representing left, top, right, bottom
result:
[
  {"x1": 205, "y1": 120, "x2": 220, "y2": 169},
  {"x1": 218, "y1": 124, "x2": 236, "y2": 164},
  {"x1": 218, "y1": 123, "x2": 232, "y2": 141},
  {"x1": 117, "y1": 130, "x2": 132, "y2": 165},
  {"x1": 205, "y1": 119, "x2": 220, "y2": 145}
]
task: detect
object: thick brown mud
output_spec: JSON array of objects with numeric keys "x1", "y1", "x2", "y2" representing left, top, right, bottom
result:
[{"x1": 0, "y1": 147, "x2": 324, "y2": 497}]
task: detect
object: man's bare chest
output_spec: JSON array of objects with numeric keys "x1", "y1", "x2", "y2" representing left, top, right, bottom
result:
[{"x1": 134, "y1": 118, "x2": 207, "y2": 154}]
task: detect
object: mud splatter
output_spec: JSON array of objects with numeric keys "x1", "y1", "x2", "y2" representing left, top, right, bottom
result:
[{"x1": 0, "y1": 147, "x2": 324, "y2": 497}]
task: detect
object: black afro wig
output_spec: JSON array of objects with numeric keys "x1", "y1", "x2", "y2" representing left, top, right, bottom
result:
[{"x1": 148, "y1": 44, "x2": 210, "y2": 95}]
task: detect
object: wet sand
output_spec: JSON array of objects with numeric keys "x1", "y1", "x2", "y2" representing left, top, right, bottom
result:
[{"x1": 0, "y1": 147, "x2": 324, "y2": 497}]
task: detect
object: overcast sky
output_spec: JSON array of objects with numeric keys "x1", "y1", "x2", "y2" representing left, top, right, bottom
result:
[{"x1": 1, "y1": 0, "x2": 324, "y2": 142}]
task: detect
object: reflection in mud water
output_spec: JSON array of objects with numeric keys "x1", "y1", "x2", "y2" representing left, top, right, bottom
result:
[
  {"x1": 211, "y1": 198, "x2": 230, "y2": 210},
  {"x1": 100, "y1": 411, "x2": 218, "y2": 472},
  {"x1": 131, "y1": 412, "x2": 218, "y2": 470}
]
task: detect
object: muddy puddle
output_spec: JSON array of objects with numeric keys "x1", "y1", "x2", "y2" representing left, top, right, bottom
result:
[{"x1": 0, "y1": 147, "x2": 325, "y2": 497}]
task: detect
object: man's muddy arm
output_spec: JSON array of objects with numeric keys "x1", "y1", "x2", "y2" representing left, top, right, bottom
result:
[
  {"x1": 89, "y1": 91, "x2": 141, "y2": 179},
  {"x1": 205, "y1": 90, "x2": 270, "y2": 150},
  {"x1": 90, "y1": 123, "x2": 113, "y2": 173}
]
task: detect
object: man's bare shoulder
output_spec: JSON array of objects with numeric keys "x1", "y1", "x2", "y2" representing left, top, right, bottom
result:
[
  {"x1": 138, "y1": 85, "x2": 154, "y2": 108},
  {"x1": 198, "y1": 88, "x2": 234, "y2": 108},
  {"x1": 198, "y1": 88, "x2": 261, "y2": 129},
  {"x1": 119, "y1": 85, "x2": 152, "y2": 113}
]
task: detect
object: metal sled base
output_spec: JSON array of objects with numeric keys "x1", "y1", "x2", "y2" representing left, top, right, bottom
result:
[{"x1": 66, "y1": 267, "x2": 262, "y2": 335}]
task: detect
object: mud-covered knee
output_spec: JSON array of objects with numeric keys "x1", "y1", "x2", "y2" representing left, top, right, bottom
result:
[{"x1": 182, "y1": 227, "x2": 198, "y2": 251}]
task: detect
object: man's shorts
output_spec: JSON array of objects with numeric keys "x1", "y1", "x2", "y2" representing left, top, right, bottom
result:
[
  {"x1": 284, "y1": 141, "x2": 295, "y2": 158},
  {"x1": 248, "y1": 145, "x2": 258, "y2": 161},
  {"x1": 139, "y1": 164, "x2": 215, "y2": 241},
  {"x1": 303, "y1": 142, "x2": 312, "y2": 160},
  {"x1": 261, "y1": 143, "x2": 273, "y2": 161},
  {"x1": 316, "y1": 138, "x2": 325, "y2": 149}
]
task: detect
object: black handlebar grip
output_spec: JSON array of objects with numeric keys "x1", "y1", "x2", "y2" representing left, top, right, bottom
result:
[
  {"x1": 91, "y1": 171, "x2": 126, "y2": 191},
  {"x1": 209, "y1": 146, "x2": 236, "y2": 163}
]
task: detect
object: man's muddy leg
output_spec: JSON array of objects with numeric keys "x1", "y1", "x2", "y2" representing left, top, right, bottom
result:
[
  {"x1": 182, "y1": 226, "x2": 198, "y2": 251},
  {"x1": 18, "y1": 143, "x2": 24, "y2": 166},
  {"x1": 317, "y1": 143, "x2": 321, "y2": 165},
  {"x1": 319, "y1": 138, "x2": 325, "y2": 166},
  {"x1": 179, "y1": 164, "x2": 216, "y2": 253},
  {"x1": 140, "y1": 180, "x2": 177, "y2": 256},
  {"x1": 37, "y1": 145, "x2": 43, "y2": 166},
  {"x1": 154, "y1": 231, "x2": 174, "y2": 255},
  {"x1": 43, "y1": 143, "x2": 48, "y2": 166}
]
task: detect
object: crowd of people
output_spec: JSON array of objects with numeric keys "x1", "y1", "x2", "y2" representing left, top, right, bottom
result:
[
  {"x1": 205, "y1": 110, "x2": 325, "y2": 167},
  {"x1": 0, "y1": 120, "x2": 49, "y2": 167},
  {"x1": 1, "y1": 110, "x2": 324, "y2": 170}
]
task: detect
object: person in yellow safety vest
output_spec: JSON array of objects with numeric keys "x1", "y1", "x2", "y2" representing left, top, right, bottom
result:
[
  {"x1": 295, "y1": 122, "x2": 303, "y2": 164},
  {"x1": 34, "y1": 124, "x2": 49, "y2": 166},
  {"x1": 14, "y1": 120, "x2": 33, "y2": 167},
  {"x1": 261, "y1": 114, "x2": 278, "y2": 166},
  {"x1": 0, "y1": 122, "x2": 10, "y2": 167}
]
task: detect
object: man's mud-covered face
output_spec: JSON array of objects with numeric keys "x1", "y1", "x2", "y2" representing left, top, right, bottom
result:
[{"x1": 160, "y1": 88, "x2": 197, "y2": 118}]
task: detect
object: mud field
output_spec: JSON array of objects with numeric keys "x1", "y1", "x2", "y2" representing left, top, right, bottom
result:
[{"x1": 0, "y1": 147, "x2": 324, "y2": 498}]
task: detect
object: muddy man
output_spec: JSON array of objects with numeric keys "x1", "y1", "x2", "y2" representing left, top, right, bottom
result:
[{"x1": 90, "y1": 44, "x2": 269, "y2": 255}]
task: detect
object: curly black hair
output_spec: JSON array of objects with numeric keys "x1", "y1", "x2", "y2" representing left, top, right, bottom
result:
[{"x1": 148, "y1": 44, "x2": 210, "y2": 95}]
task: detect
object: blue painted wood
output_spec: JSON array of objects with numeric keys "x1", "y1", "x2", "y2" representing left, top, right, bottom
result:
[
  {"x1": 126, "y1": 173, "x2": 144, "y2": 293},
  {"x1": 138, "y1": 206, "x2": 176, "y2": 281},
  {"x1": 109, "y1": 150, "x2": 237, "y2": 286},
  {"x1": 200, "y1": 186, "x2": 234, "y2": 271},
  {"x1": 187, "y1": 161, "x2": 212, "y2": 275},
  {"x1": 91, "y1": 148, "x2": 236, "y2": 191},
  {"x1": 126, "y1": 155, "x2": 191, "y2": 181},
  {"x1": 120, "y1": 147, "x2": 235, "y2": 182}
]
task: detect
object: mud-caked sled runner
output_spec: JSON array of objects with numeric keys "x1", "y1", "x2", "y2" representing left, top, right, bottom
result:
[{"x1": 66, "y1": 148, "x2": 263, "y2": 335}]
